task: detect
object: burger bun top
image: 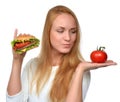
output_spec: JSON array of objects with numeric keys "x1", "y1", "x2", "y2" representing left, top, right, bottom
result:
[{"x1": 15, "y1": 34, "x2": 36, "y2": 41}]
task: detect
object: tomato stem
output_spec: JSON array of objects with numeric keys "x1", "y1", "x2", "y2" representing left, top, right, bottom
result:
[{"x1": 97, "y1": 46, "x2": 105, "y2": 51}]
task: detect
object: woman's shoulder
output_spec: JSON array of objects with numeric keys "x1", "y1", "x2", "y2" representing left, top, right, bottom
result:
[
  {"x1": 27, "y1": 57, "x2": 39, "y2": 65},
  {"x1": 26, "y1": 57, "x2": 39, "y2": 65},
  {"x1": 23, "y1": 57, "x2": 39, "y2": 73}
]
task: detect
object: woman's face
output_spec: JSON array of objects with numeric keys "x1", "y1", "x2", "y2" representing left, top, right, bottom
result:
[{"x1": 50, "y1": 13, "x2": 77, "y2": 54}]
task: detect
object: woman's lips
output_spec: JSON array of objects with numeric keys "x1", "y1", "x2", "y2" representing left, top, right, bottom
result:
[{"x1": 63, "y1": 44, "x2": 71, "y2": 48}]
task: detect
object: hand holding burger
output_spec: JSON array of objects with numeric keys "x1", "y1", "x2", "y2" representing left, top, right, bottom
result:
[{"x1": 11, "y1": 33, "x2": 40, "y2": 54}]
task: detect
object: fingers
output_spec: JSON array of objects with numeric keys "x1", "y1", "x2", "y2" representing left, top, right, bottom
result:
[
  {"x1": 14, "y1": 28, "x2": 18, "y2": 39},
  {"x1": 105, "y1": 60, "x2": 116, "y2": 63},
  {"x1": 79, "y1": 60, "x2": 117, "y2": 71},
  {"x1": 91, "y1": 60, "x2": 117, "y2": 69},
  {"x1": 105, "y1": 60, "x2": 117, "y2": 65}
]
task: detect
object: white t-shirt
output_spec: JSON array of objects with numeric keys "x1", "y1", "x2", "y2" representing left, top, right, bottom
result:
[{"x1": 6, "y1": 58, "x2": 91, "y2": 102}]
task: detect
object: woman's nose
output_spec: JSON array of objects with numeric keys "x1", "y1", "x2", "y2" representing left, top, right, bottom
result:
[{"x1": 64, "y1": 31, "x2": 71, "y2": 41}]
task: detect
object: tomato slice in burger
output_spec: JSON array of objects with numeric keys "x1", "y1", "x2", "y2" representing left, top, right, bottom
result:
[{"x1": 14, "y1": 41, "x2": 31, "y2": 49}]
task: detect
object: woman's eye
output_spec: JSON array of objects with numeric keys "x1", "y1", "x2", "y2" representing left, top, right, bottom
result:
[
  {"x1": 57, "y1": 29, "x2": 64, "y2": 33},
  {"x1": 70, "y1": 30, "x2": 77, "y2": 34}
]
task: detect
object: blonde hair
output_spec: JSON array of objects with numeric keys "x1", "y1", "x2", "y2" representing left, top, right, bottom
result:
[{"x1": 31, "y1": 5, "x2": 84, "y2": 102}]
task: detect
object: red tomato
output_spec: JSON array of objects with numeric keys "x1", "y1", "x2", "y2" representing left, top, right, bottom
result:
[
  {"x1": 90, "y1": 46, "x2": 108, "y2": 63},
  {"x1": 14, "y1": 41, "x2": 31, "y2": 49}
]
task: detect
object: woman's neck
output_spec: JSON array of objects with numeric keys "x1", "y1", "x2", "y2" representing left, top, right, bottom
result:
[{"x1": 51, "y1": 51, "x2": 63, "y2": 66}]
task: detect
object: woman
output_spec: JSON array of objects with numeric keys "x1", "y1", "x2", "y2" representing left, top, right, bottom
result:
[{"x1": 6, "y1": 5, "x2": 117, "y2": 102}]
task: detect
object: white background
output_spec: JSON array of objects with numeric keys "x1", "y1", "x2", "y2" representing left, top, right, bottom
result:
[{"x1": 0, "y1": 0, "x2": 120, "y2": 102}]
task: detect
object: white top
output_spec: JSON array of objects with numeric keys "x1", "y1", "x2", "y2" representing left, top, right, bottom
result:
[{"x1": 6, "y1": 58, "x2": 91, "y2": 102}]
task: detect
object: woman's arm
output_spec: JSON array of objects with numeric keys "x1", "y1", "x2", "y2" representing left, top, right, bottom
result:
[
  {"x1": 66, "y1": 67, "x2": 84, "y2": 102},
  {"x1": 7, "y1": 29, "x2": 26, "y2": 95},
  {"x1": 7, "y1": 58, "x2": 23, "y2": 95},
  {"x1": 66, "y1": 60, "x2": 117, "y2": 102}
]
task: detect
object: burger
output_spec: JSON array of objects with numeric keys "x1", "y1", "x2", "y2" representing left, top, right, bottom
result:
[{"x1": 11, "y1": 34, "x2": 40, "y2": 54}]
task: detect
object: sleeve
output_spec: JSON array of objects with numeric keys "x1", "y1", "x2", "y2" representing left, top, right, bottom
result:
[
  {"x1": 6, "y1": 91, "x2": 24, "y2": 102},
  {"x1": 82, "y1": 71, "x2": 91, "y2": 100},
  {"x1": 6, "y1": 58, "x2": 35, "y2": 102}
]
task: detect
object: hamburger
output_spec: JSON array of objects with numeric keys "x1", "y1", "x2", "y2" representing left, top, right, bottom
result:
[{"x1": 11, "y1": 34, "x2": 40, "y2": 54}]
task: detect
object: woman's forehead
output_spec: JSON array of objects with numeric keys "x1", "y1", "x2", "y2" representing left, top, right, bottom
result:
[{"x1": 52, "y1": 13, "x2": 76, "y2": 28}]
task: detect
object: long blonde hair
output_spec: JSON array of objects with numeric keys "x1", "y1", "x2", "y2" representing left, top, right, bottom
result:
[{"x1": 31, "y1": 5, "x2": 84, "y2": 102}]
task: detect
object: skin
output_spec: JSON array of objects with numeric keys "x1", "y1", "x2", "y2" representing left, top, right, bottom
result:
[
  {"x1": 7, "y1": 29, "x2": 26, "y2": 95},
  {"x1": 7, "y1": 14, "x2": 117, "y2": 102},
  {"x1": 50, "y1": 13, "x2": 77, "y2": 66}
]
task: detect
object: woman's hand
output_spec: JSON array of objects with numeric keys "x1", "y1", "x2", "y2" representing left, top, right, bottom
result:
[
  {"x1": 7, "y1": 29, "x2": 27, "y2": 95},
  {"x1": 12, "y1": 29, "x2": 26, "y2": 61},
  {"x1": 76, "y1": 60, "x2": 117, "y2": 72},
  {"x1": 66, "y1": 60, "x2": 117, "y2": 102}
]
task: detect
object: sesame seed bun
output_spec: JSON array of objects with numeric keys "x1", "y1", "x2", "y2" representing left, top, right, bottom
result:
[{"x1": 15, "y1": 34, "x2": 36, "y2": 41}]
